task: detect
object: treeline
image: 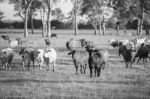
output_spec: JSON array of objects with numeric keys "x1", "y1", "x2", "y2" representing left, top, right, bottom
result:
[{"x1": 0, "y1": 19, "x2": 144, "y2": 30}]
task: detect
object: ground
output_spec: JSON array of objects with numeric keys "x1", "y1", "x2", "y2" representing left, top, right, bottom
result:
[{"x1": 0, "y1": 29, "x2": 150, "y2": 99}]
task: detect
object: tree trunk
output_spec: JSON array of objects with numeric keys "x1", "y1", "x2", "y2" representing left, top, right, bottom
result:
[
  {"x1": 102, "y1": 22, "x2": 106, "y2": 35},
  {"x1": 47, "y1": 9, "x2": 51, "y2": 37},
  {"x1": 99, "y1": 21, "x2": 102, "y2": 35},
  {"x1": 74, "y1": 0, "x2": 78, "y2": 35},
  {"x1": 145, "y1": 21, "x2": 149, "y2": 35},
  {"x1": 137, "y1": 18, "x2": 141, "y2": 35},
  {"x1": 117, "y1": 24, "x2": 119, "y2": 35},
  {"x1": 124, "y1": 22, "x2": 127, "y2": 34},
  {"x1": 74, "y1": 15, "x2": 78, "y2": 35},
  {"x1": 24, "y1": 10, "x2": 28, "y2": 37},
  {"x1": 93, "y1": 24, "x2": 98, "y2": 35},
  {"x1": 42, "y1": 21, "x2": 47, "y2": 37},
  {"x1": 116, "y1": 21, "x2": 120, "y2": 35},
  {"x1": 40, "y1": 8, "x2": 46, "y2": 37},
  {"x1": 31, "y1": 12, "x2": 34, "y2": 34},
  {"x1": 139, "y1": 7, "x2": 144, "y2": 35}
]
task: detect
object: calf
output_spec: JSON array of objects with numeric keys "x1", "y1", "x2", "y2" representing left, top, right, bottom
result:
[
  {"x1": 16, "y1": 37, "x2": 22, "y2": 46},
  {"x1": 19, "y1": 48, "x2": 35, "y2": 70},
  {"x1": 68, "y1": 50, "x2": 89, "y2": 75},
  {"x1": 0, "y1": 48, "x2": 14, "y2": 70},
  {"x1": 66, "y1": 39, "x2": 80, "y2": 50},
  {"x1": 51, "y1": 34, "x2": 57, "y2": 38},
  {"x1": 9, "y1": 39, "x2": 19, "y2": 48}
]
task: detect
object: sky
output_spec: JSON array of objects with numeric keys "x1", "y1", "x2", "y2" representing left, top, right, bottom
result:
[{"x1": 0, "y1": 0, "x2": 73, "y2": 21}]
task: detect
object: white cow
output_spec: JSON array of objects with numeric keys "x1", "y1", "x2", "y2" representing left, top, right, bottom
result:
[
  {"x1": 34, "y1": 47, "x2": 57, "y2": 71},
  {"x1": 0, "y1": 48, "x2": 14, "y2": 70}
]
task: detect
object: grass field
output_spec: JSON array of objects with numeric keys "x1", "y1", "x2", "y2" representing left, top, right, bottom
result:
[{"x1": 0, "y1": 29, "x2": 150, "y2": 99}]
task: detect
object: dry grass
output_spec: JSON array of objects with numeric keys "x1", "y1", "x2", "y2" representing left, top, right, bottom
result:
[{"x1": 0, "y1": 29, "x2": 150, "y2": 99}]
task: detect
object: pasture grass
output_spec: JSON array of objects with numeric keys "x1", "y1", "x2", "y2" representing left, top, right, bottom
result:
[{"x1": 0, "y1": 29, "x2": 150, "y2": 99}]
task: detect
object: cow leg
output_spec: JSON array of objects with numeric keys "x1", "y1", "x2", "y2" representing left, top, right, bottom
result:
[
  {"x1": 80, "y1": 65, "x2": 83, "y2": 74},
  {"x1": 33, "y1": 60, "x2": 35, "y2": 69},
  {"x1": 75, "y1": 65, "x2": 78, "y2": 75},
  {"x1": 125, "y1": 62, "x2": 128, "y2": 68},
  {"x1": 22, "y1": 61, "x2": 25, "y2": 71},
  {"x1": 74, "y1": 61, "x2": 78, "y2": 75},
  {"x1": 83, "y1": 64, "x2": 87, "y2": 74},
  {"x1": 5, "y1": 63, "x2": 8, "y2": 70},
  {"x1": 102, "y1": 62, "x2": 105, "y2": 70},
  {"x1": 53, "y1": 61, "x2": 55, "y2": 72},
  {"x1": 28, "y1": 61, "x2": 30, "y2": 70},
  {"x1": 137, "y1": 58, "x2": 141, "y2": 64},
  {"x1": 97, "y1": 67, "x2": 101, "y2": 77},
  {"x1": 90, "y1": 68, "x2": 93, "y2": 78},
  {"x1": 8, "y1": 64, "x2": 11, "y2": 71},
  {"x1": 94, "y1": 66, "x2": 97, "y2": 77}
]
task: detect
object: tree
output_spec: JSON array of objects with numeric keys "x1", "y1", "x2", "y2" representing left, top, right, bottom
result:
[
  {"x1": 10, "y1": 0, "x2": 34, "y2": 37},
  {"x1": 38, "y1": 0, "x2": 60, "y2": 37},
  {"x1": 52, "y1": 8, "x2": 64, "y2": 20},
  {"x1": 0, "y1": 11, "x2": 4, "y2": 21},
  {"x1": 68, "y1": 0, "x2": 82, "y2": 35},
  {"x1": 29, "y1": 0, "x2": 41, "y2": 34},
  {"x1": 81, "y1": 0, "x2": 113, "y2": 35},
  {"x1": 112, "y1": 0, "x2": 150, "y2": 35},
  {"x1": 0, "y1": 0, "x2": 6, "y2": 21}
]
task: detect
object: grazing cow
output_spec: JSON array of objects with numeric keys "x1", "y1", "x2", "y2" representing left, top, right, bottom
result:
[
  {"x1": 118, "y1": 40, "x2": 129, "y2": 46},
  {"x1": 132, "y1": 37, "x2": 147, "y2": 49},
  {"x1": 0, "y1": 48, "x2": 14, "y2": 70},
  {"x1": 109, "y1": 39, "x2": 129, "y2": 48},
  {"x1": 79, "y1": 39, "x2": 87, "y2": 47},
  {"x1": 19, "y1": 48, "x2": 35, "y2": 70},
  {"x1": 109, "y1": 40, "x2": 122, "y2": 48},
  {"x1": 66, "y1": 39, "x2": 80, "y2": 50},
  {"x1": 26, "y1": 40, "x2": 37, "y2": 48},
  {"x1": 15, "y1": 37, "x2": 22, "y2": 46},
  {"x1": 66, "y1": 38, "x2": 94, "y2": 50},
  {"x1": 79, "y1": 39, "x2": 94, "y2": 48},
  {"x1": 9, "y1": 40, "x2": 19, "y2": 48},
  {"x1": 68, "y1": 50, "x2": 89, "y2": 75},
  {"x1": 51, "y1": 34, "x2": 57, "y2": 38},
  {"x1": 33, "y1": 47, "x2": 57, "y2": 71},
  {"x1": 45, "y1": 39, "x2": 51, "y2": 47},
  {"x1": 86, "y1": 46, "x2": 106, "y2": 78},
  {"x1": 1, "y1": 35, "x2": 9, "y2": 41}
]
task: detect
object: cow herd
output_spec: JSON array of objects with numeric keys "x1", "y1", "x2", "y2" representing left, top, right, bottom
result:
[
  {"x1": 109, "y1": 36, "x2": 150, "y2": 68},
  {"x1": 0, "y1": 35, "x2": 150, "y2": 78}
]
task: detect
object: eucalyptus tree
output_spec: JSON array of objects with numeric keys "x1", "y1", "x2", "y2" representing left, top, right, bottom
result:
[
  {"x1": 67, "y1": 0, "x2": 82, "y2": 35},
  {"x1": 52, "y1": 7, "x2": 64, "y2": 20},
  {"x1": 10, "y1": 0, "x2": 34, "y2": 37},
  {"x1": 111, "y1": 0, "x2": 150, "y2": 35},
  {"x1": 38, "y1": 0, "x2": 60, "y2": 37},
  {"x1": 81, "y1": 0, "x2": 113, "y2": 35},
  {"x1": 0, "y1": 11, "x2": 4, "y2": 21},
  {"x1": 110, "y1": 0, "x2": 135, "y2": 34},
  {"x1": 29, "y1": 0, "x2": 41, "y2": 34}
]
